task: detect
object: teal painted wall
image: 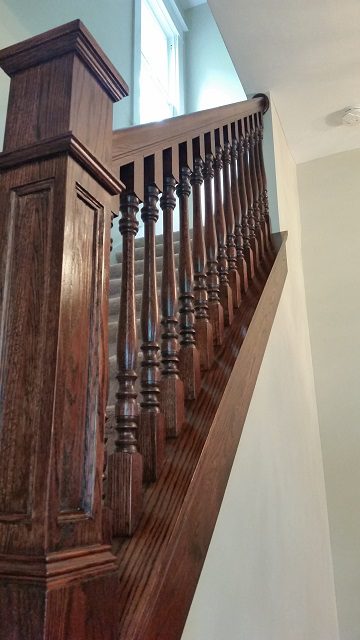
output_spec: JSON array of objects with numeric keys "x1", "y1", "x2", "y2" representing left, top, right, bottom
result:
[{"x1": 184, "y1": 3, "x2": 246, "y2": 113}]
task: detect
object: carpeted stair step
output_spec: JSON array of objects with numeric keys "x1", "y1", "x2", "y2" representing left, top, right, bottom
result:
[{"x1": 109, "y1": 270, "x2": 163, "y2": 301}]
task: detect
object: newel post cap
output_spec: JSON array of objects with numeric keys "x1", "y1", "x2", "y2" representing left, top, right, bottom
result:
[{"x1": 0, "y1": 19, "x2": 129, "y2": 102}]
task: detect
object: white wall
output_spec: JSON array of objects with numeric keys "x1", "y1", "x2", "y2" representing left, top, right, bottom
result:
[
  {"x1": 182, "y1": 100, "x2": 339, "y2": 640},
  {"x1": 184, "y1": 3, "x2": 246, "y2": 113},
  {"x1": 298, "y1": 150, "x2": 360, "y2": 640}
]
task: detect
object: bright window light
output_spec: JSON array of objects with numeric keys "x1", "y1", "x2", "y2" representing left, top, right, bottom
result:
[{"x1": 139, "y1": 0, "x2": 180, "y2": 124}]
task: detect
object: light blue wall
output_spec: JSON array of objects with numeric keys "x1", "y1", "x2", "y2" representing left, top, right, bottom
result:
[{"x1": 184, "y1": 3, "x2": 246, "y2": 113}]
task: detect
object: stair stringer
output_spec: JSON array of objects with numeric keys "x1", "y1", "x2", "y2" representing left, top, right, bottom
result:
[{"x1": 112, "y1": 232, "x2": 288, "y2": 640}]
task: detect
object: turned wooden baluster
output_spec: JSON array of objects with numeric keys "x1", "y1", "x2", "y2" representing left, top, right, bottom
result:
[
  {"x1": 160, "y1": 154, "x2": 185, "y2": 437},
  {"x1": 102, "y1": 210, "x2": 118, "y2": 543},
  {"x1": 176, "y1": 156, "x2": 201, "y2": 400},
  {"x1": 257, "y1": 110, "x2": 272, "y2": 252},
  {"x1": 222, "y1": 127, "x2": 241, "y2": 308},
  {"x1": 107, "y1": 188, "x2": 143, "y2": 537},
  {"x1": 230, "y1": 129, "x2": 248, "y2": 294},
  {"x1": 253, "y1": 112, "x2": 265, "y2": 247},
  {"x1": 243, "y1": 118, "x2": 260, "y2": 270},
  {"x1": 214, "y1": 134, "x2": 233, "y2": 325},
  {"x1": 191, "y1": 144, "x2": 214, "y2": 370},
  {"x1": 139, "y1": 174, "x2": 165, "y2": 483},
  {"x1": 249, "y1": 114, "x2": 265, "y2": 260},
  {"x1": 203, "y1": 146, "x2": 224, "y2": 346},
  {"x1": 237, "y1": 121, "x2": 255, "y2": 280}
]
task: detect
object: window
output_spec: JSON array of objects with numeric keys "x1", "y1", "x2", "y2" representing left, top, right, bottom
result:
[{"x1": 134, "y1": 0, "x2": 186, "y2": 124}]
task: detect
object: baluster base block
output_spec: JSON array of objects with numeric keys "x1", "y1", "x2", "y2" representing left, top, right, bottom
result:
[
  {"x1": 228, "y1": 269, "x2": 241, "y2": 308},
  {"x1": 179, "y1": 345, "x2": 201, "y2": 400},
  {"x1": 160, "y1": 376, "x2": 185, "y2": 438},
  {"x1": 264, "y1": 220, "x2": 275, "y2": 255},
  {"x1": 139, "y1": 410, "x2": 165, "y2": 484},
  {"x1": 219, "y1": 282, "x2": 234, "y2": 326},
  {"x1": 208, "y1": 301, "x2": 224, "y2": 346},
  {"x1": 244, "y1": 246, "x2": 255, "y2": 280},
  {"x1": 107, "y1": 451, "x2": 143, "y2": 537},
  {"x1": 257, "y1": 227, "x2": 265, "y2": 261},
  {"x1": 195, "y1": 317, "x2": 214, "y2": 370},
  {"x1": 238, "y1": 257, "x2": 249, "y2": 294},
  {"x1": 250, "y1": 237, "x2": 261, "y2": 270}
]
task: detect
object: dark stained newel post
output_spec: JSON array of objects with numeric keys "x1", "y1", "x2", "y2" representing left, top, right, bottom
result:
[
  {"x1": 0, "y1": 21, "x2": 125, "y2": 639},
  {"x1": 160, "y1": 156, "x2": 185, "y2": 437}
]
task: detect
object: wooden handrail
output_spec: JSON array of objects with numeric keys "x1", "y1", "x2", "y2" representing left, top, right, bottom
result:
[{"x1": 112, "y1": 95, "x2": 269, "y2": 199}]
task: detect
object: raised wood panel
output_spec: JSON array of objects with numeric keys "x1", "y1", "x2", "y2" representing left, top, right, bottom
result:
[
  {"x1": 0, "y1": 21, "x2": 121, "y2": 639},
  {"x1": 0, "y1": 179, "x2": 55, "y2": 521},
  {"x1": 56, "y1": 184, "x2": 103, "y2": 517},
  {"x1": 0, "y1": 156, "x2": 111, "y2": 556}
]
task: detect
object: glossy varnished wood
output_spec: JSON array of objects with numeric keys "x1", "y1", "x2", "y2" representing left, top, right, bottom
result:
[
  {"x1": 112, "y1": 97, "x2": 268, "y2": 199},
  {"x1": 107, "y1": 193, "x2": 143, "y2": 537},
  {"x1": 222, "y1": 137, "x2": 241, "y2": 308},
  {"x1": 0, "y1": 22, "x2": 123, "y2": 639},
  {"x1": 249, "y1": 114, "x2": 265, "y2": 259},
  {"x1": 138, "y1": 185, "x2": 165, "y2": 483},
  {"x1": 230, "y1": 136, "x2": 248, "y2": 293},
  {"x1": 243, "y1": 118, "x2": 260, "y2": 269},
  {"x1": 213, "y1": 145, "x2": 233, "y2": 325},
  {"x1": 203, "y1": 153, "x2": 224, "y2": 346},
  {"x1": 160, "y1": 175, "x2": 185, "y2": 438},
  {"x1": 177, "y1": 164, "x2": 201, "y2": 400},
  {"x1": 237, "y1": 126, "x2": 254, "y2": 280},
  {"x1": 191, "y1": 154, "x2": 214, "y2": 370},
  {"x1": 112, "y1": 232, "x2": 287, "y2": 640}
]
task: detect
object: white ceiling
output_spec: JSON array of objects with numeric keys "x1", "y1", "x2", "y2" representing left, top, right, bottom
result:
[{"x1": 208, "y1": 0, "x2": 360, "y2": 163}]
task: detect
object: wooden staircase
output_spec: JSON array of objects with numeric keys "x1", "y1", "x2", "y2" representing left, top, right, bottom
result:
[{"x1": 0, "y1": 21, "x2": 288, "y2": 640}]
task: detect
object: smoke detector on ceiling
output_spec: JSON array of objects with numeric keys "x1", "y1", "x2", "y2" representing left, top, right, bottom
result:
[{"x1": 342, "y1": 106, "x2": 360, "y2": 126}]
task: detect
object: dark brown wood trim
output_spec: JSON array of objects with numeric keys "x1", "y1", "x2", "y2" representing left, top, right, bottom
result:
[
  {"x1": 112, "y1": 97, "x2": 266, "y2": 166},
  {"x1": 113, "y1": 232, "x2": 288, "y2": 640},
  {"x1": 0, "y1": 19, "x2": 128, "y2": 101},
  {"x1": 0, "y1": 133, "x2": 124, "y2": 195}
]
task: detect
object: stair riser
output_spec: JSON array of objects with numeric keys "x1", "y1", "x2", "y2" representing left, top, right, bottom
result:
[
  {"x1": 109, "y1": 255, "x2": 179, "y2": 293},
  {"x1": 109, "y1": 271, "x2": 163, "y2": 299},
  {"x1": 112, "y1": 240, "x2": 181, "y2": 275}
]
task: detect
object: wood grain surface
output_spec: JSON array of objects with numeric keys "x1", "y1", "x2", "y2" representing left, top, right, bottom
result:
[{"x1": 113, "y1": 232, "x2": 287, "y2": 640}]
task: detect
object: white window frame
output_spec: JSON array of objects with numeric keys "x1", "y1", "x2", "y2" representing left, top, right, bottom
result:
[{"x1": 133, "y1": 0, "x2": 187, "y2": 124}]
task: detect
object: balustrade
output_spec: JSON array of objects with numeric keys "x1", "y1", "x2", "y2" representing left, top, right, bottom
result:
[{"x1": 0, "y1": 23, "x2": 272, "y2": 635}]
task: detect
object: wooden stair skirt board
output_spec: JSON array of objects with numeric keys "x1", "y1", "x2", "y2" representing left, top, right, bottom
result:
[{"x1": 112, "y1": 231, "x2": 288, "y2": 640}]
